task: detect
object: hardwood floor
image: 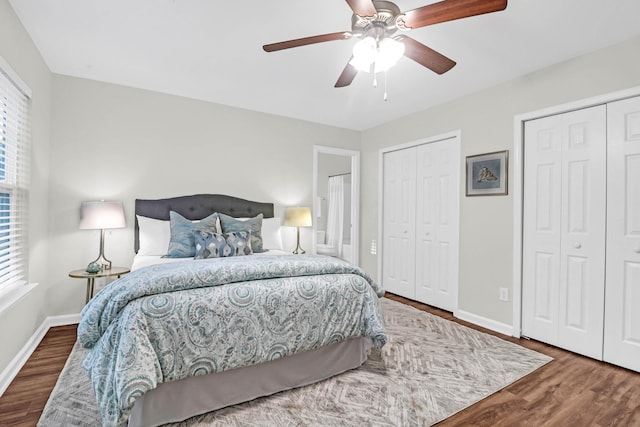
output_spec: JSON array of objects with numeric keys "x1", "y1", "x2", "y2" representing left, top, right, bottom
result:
[
  {"x1": 1, "y1": 297, "x2": 639, "y2": 426},
  {"x1": 0, "y1": 324, "x2": 77, "y2": 427}
]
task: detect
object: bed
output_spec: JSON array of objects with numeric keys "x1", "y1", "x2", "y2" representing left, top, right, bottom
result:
[{"x1": 78, "y1": 194, "x2": 387, "y2": 427}]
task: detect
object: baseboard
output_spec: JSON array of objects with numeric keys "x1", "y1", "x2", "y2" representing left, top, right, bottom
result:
[
  {"x1": 455, "y1": 309, "x2": 515, "y2": 337},
  {"x1": 46, "y1": 313, "x2": 82, "y2": 328},
  {"x1": 0, "y1": 313, "x2": 80, "y2": 397}
]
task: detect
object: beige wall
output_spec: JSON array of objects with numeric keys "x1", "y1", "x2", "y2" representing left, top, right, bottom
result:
[
  {"x1": 47, "y1": 75, "x2": 362, "y2": 316},
  {"x1": 360, "y1": 35, "x2": 640, "y2": 326},
  {"x1": 0, "y1": 0, "x2": 52, "y2": 374}
]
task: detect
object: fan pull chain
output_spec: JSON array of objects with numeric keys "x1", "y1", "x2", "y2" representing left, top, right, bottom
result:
[
  {"x1": 370, "y1": 62, "x2": 377, "y2": 88},
  {"x1": 384, "y1": 71, "x2": 388, "y2": 101}
]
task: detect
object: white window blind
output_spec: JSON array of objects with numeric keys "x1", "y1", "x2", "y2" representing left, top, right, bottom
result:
[{"x1": 0, "y1": 61, "x2": 30, "y2": 290}]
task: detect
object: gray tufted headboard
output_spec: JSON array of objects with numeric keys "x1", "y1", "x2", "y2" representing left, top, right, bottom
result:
[{"x1": 134, "y1": 194, "x2": 275, "y2": 253}]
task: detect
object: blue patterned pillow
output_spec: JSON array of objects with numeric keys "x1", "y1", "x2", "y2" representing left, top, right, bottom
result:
[
  {"x1": 218, "y1": 213, "x2": 264, "y2": 253},
  {"x1": 193, "y1": 230, "x2": 253, "y2": 259},
  {"x1": 166, "y1": 211, "x2": 218, "y2": 258}
]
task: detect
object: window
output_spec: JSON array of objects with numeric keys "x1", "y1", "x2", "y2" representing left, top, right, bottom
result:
[{"x1": 0, "y1": 58, "x2": 31, "y2": 292}]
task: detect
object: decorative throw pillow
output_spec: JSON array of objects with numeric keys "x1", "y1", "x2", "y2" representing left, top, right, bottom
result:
[
  {"x1": 193, "y1": 230, "x2": 253, "y2": 259},
  {"x1": 218, "y1": 213, "x2": 264, "y2": 253},
  {"x1": 166, "y1": 211, "x2": 218, "y2": 258}
]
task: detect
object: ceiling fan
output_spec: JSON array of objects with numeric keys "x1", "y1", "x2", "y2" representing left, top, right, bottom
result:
[{"x1": 263, "y1": 0, "x2": 508, "y2": 88}]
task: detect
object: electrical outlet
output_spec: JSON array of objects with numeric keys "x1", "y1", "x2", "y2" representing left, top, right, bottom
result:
[{"x1": 499, "y1": 287, "x2": 509, "y2": 302}]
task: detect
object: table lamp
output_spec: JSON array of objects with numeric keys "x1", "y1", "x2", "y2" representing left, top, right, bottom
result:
[
  {"x1": 284, "y1": 207, "x2": 312, "y2": 254},
  {"x1": 79, "y1": 200, "x2": 126, "y2": 270}
]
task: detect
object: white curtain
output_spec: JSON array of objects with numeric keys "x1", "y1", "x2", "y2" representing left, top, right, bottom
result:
[{"x1": 326, "y1": 175, "x2": 344, "y2": 258}]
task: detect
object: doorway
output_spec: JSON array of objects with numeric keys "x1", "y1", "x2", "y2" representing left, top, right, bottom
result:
[{"x1": 313, "y1": 146, "x2": 360, "y2": 265}]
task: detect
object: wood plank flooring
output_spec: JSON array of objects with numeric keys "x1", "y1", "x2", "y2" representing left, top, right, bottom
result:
[
  {"x1": 0, "y1": 324, "x2": 77, "y2": 427},
  {"x1": 1, "y1": 296, "x2": 639, "y2": 426}
]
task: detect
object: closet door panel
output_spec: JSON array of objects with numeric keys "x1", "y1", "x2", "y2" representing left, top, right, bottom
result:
[
  {"x1": 416, "y1": 146, "x2": 436, "y2": 302},
  {"x1": 604, "y1": 96, "x2": 640, "y2": 372},
  {"x1": 415, "y1": 140, "x2": 459, "y2": 310},
  {"x1": 558, "y1": 106, "x2": 606, "y2": 359},
  {"x1": 621, "y1": 262, "x2": 640, "y2": 340},
  {"x1": 523, "y1": 116, "x2": 563, "y2": 345},
  {"x1": 523, "y1": 105, "x2": 606, "y2": 358},
  {"x1": 382, "y1": 148, "x2": 417, "y2": 299}
]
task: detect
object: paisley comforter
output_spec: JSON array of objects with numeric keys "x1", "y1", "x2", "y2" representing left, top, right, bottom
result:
[{"x1": 78, "y1": 254, "x2": 387, "y2": 426}]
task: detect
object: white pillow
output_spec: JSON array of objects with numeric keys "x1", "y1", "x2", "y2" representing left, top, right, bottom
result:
[
  {"x1": 234, "y1": 216, "x2": 283, "y2": 251},
  {"x1": 262, "y1": 217, "x2": 283, "y2": 251},
  {"x1": 137, "y1": 213, "x2": 281, "y2": 255},
  {"x1": 136, "y1": 215, "x2": 170, "y2": 256}
]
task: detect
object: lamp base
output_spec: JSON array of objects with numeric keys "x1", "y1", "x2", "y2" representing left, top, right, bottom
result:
[
  {"x1": 292, "y1": 227, "x2": 306, "y2": 255},
  {"x1": 91, "y1": 229, "x2": 112, "y2": 270},
  {"x1": 90, "y1": 254, "x2": 112, "y2": 271}
]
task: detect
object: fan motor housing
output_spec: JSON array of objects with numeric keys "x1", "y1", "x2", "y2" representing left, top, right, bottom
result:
[{"x1": 351, "y1": 0, "x2": 402, "y2": 38}]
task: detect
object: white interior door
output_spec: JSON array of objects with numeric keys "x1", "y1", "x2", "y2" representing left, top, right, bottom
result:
[
  {"x1": 382, "y1": 148, "x2": 416, "y2": 299},
  {"x1": 557, "y1": 106, "x2": 606, "y2": 359},
  {"x1": 523, "y1": 106, "x2": 606, "y2": 359},
  {"x1": 415, "y1": 139, "x2": 460, "y2": 311},
  {"x1": 523, "y1": 114, "x2": 563, "y2": 345},
  {"x1": 604, "y1": 96, "x2": 640, "y2": 372}
]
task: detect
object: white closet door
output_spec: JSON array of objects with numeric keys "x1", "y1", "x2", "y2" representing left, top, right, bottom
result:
[
  {"x1": 604, "y1": 96, "x2": 640, "y2": 372},
  {"x1": 382, "y1": 148, "x2": 417, "y2": 299},
  {"x1": 523, "y1": 114, "x2": 563, "y2": 345},
  {"x1": 557, "y1": 106, "x2": 607, "y2": 359},
  {"x1": 523, "y1": 106, "x2": 606, "y2": 359},
  {"x1": 415, "y1": 139, "x2": 459, "y2": 311}
]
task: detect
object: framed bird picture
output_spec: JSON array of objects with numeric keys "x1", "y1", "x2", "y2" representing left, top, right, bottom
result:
[{"x1": 466, "y1": 150, "x2": 508, "y2": 196}]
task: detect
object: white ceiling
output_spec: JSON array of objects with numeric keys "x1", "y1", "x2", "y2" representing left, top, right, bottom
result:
[{"x1": 9, "y1": 0, "x2": 640, "y2": 131}]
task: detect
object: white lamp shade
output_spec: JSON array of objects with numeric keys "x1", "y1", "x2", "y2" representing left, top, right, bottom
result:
[
  {"x1": 350, "y1": 36, "x2": 405, "y2": 73},
  {"x1": 350, "y1": 36, "x2": 377, "y2": 72},
  {"x1": 374, "y1": 37, "x2": 405, "y2": 73},
  {"x1": 79, "y1": 201, "x2": 126, "y2": 230},
  {"x1": 283, "y1": 207, "x2": 312, "y2": 227}
]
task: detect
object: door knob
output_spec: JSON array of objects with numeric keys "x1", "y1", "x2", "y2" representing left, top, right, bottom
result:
[
  {"x1": 634, "y1": 247, "x2": 640, "y2": 254},
  {"x1": 573, "y1": 243, "x2": 582, "y2": 249}
]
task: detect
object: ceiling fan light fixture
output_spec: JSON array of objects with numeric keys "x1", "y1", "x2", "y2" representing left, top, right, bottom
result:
[
  {"x1": 351, "y1": 35, "x2": 405, "y2": 74},
  {"x1": 350, "y1": 36, "x2": 377, "y2": 71},
  {"x1": 374, "y1": 37, "x2": 405, "y2": 72}
]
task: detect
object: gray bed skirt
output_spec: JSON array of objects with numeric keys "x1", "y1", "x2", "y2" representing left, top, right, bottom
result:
[{"x1": 128, "y1": 336, "x2": 373, "y2": 427}]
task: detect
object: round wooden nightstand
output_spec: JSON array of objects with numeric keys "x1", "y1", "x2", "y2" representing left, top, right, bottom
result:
[{"x1": 69, "y1": 266, "x2": 130, "y2": 303}]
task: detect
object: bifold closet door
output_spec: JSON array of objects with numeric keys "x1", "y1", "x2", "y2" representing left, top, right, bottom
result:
[
  {"x1": 414, "y1": 140, "x2": 459, "y2": 311},
  {"x1": 604, "y1": 96, "x2": 640, "y2": 372},
  {"x1": 382, "y1": 147, "x2": 417, "y2": 299},
  {"x1": 522, "y1": 105, "x2": 606, "y2": 359}
]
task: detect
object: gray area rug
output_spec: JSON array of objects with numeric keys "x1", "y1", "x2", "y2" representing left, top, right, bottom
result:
[{"x1": 38, "y1": 298, "x2": 551, "y2": 426}]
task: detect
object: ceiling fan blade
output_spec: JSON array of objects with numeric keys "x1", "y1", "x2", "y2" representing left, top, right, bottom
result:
[
  {"x1": 263, "y1": 31, "x2": 351, "y2": 52},
  {"x1": 345, "y1": 0, "x2": 377, "y2": 17},
  {"x1": 398, "y1": 36, "x2": 456, "y2": 75},
  {"x1": 400, "y1": 0, "x2": 507, "y2": 29},
  {"x1": 335, "y1": 59, "x2": 358, "y2": 88}
]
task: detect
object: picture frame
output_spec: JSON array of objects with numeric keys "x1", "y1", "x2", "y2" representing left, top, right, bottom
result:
[{"x1": 466, "y1": 150, "x2": 508, "y2": 196}]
